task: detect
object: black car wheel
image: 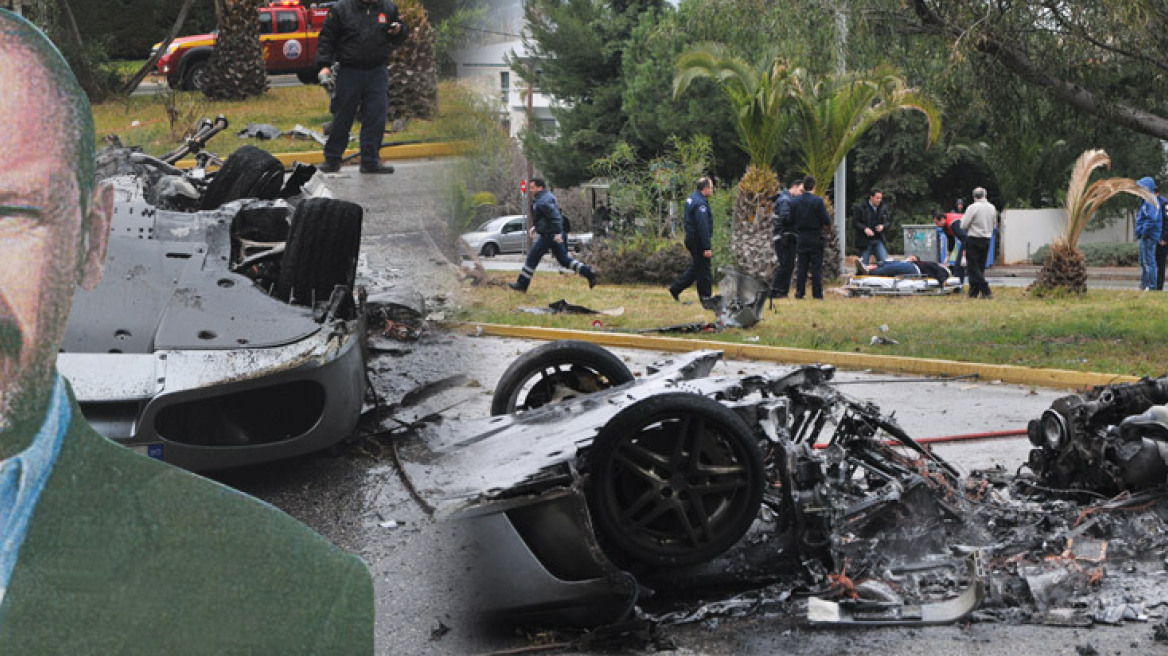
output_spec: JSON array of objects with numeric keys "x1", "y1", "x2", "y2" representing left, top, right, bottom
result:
[
  {"x1": 296, "y1": 70, "x2": 320, "y2": 85},
  {"x1": 490, "y1": 340, "x2": 634, "y2": 415},
  {"x1": 200, "y1": 146, "x2": 285, "y2": 210},
  {"x1": 481, "y1": 243, "x2": 500, "y2": 258},
  {"x1": 184, "y1": 58, "x2": 210, "y2": 91},
  {"x1": 587, "y1": 393, "x2": 764, "y2": 567},
  {"x1": 274, "y1": 198, "x2": 363, "y2": 308}
]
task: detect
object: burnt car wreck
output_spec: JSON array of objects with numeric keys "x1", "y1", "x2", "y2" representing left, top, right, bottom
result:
[
  {"x1": 396, "y1": 342, "x2": 1168, "y2": 633},
  {"x1": 58, "y1": 128, "x2": 367, "y2": 472}
]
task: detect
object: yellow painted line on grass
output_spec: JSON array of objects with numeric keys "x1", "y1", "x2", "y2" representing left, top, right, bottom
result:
[
  {"x1": 456, "y1": 322, "x2": 1140, "y2": 391},
  {"x1": 176, "y1": 141, "x2": 465, "y2": 168}
]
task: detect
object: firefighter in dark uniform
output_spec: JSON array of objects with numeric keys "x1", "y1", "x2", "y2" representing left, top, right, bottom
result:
[
  {"x1": 316, "y1": 0, "x2": 408, "y2": 174},
  {"x1": 669, "y1": 177, "x2": 715, "y2": 302}
]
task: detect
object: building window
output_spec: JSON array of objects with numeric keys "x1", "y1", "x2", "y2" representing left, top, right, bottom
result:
[{"x1": 500, "y1": 71, "x2": 510, "y2": 106}]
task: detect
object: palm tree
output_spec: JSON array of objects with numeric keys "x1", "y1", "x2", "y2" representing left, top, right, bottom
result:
[
  {"x1": 388, "y1": 0, "x2": 439, "y2": 121},
  {"x1": 203, "y1": 0, "x2": 267, "y2": 100},
  {"x1": 674, "y1": 44, "x2": 792, "y2": 281},
  {"x1": 788, "y1": 66, "x2": 941, "y2": 278},
  {"x1": 1030, "y1": 149, "x2": 1155, "y2": 295}
]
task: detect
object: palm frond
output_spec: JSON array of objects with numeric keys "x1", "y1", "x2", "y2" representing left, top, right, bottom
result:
[
  {"x1": 674, "y1": 45, "x2": 793, "y2": 171},
  {"x1": 1061, "y1": 149, "x2": 1156, "y2": 248}
]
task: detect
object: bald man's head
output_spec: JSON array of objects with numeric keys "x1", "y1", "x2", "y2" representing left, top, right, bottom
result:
[
  {"x1": 0, "y1": 10, "x2": 112, "y2": 446},
  {"x1": 0, "y1": 10, "x2": 95, "y2": 203}
]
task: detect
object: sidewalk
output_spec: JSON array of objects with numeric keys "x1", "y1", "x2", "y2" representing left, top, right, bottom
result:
[{"x1": 990, "y1": 263, "x2": 1140, "y2": 281}]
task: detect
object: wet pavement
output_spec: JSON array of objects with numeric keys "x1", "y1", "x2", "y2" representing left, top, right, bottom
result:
[{"x1": 211, "y1": 160, "x2": 1166, "y2": 655}]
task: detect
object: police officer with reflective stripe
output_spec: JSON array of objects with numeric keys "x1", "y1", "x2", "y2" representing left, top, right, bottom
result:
[{"x1": 509, "y1": 178, "x2": 597, "y2": 292}]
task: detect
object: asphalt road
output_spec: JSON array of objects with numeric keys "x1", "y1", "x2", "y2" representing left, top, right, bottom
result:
[
  {"x1": 211, "y1": 158, "x2": 1163, "y2": 655},
  {"x1": 133, "y1": 73, "x2": 305, "y2": 96}
]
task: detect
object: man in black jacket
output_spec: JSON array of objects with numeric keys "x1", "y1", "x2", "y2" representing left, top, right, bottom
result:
[
  {"x1": 669, "y1": 177, "x2": 715, "y2": 302},
  {"x1": 768, "y1": 174, "x2": 803, "y2": 299},
  {"x1": 316, "y1": 0, "x2": 408, "y2": 174},
  {"x1": 792, "y1": 176, "x2": 832, "y2": 300},
  {"x1": 852, "y1": 189, "x2": 889, "y2": 267}
]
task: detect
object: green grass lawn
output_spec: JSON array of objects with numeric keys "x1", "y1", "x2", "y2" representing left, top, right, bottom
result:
[
  {"x1": 92, "y1": 81, "x2": 457, "y2": 158},
  {"x1": 454, "y1": 272, "x2": 1168, "y2": 378}
]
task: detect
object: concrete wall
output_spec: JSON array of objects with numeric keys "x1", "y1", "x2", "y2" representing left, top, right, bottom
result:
[{"x1": 999, "y1": 208, "x2": 1132, "y2": 264}]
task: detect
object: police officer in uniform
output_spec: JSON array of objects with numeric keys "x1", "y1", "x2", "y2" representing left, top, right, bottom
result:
[{"x1": 669, "y1": 177, "x2": 715, "y2": 302}]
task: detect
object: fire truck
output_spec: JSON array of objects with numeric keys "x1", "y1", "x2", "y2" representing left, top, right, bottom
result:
[{"x1": 153, "y1": 1, "x2": 330, "y2": 91}]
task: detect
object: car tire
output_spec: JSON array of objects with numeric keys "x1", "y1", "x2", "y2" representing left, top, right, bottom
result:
[
  {"x1": 274, "y1": 198, "x2": 363, "y2": 307},
  {"x1": 490, "y1": 340, "x2": 634, "y2": 416},
  {"x1": 183, "y1": 58, "x2": 210, "y2": 91},
  {"x1": 296, "y1": 70, "x2": 320, "y2": 85},
  {"x1": 586, "y1": 392, "x2": 764, "y2": 568},
  {"x1": 481, "y1": 243, "x2": 500, "y2": 258},
  {"x1": 200, "y1": 145, "x2": 285, "y2": 210}
]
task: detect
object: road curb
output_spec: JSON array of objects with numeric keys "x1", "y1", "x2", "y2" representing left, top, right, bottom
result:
[
  {"x1": 455, "y1": 322, "x2": 1140, "y2": 391},
  {"x1": 177, "y1": 141, "x2": 465, "y2": 168}
]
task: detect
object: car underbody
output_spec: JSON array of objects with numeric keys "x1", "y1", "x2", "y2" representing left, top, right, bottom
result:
[
  {"x1": 59, "y1": 137, "x2": 367, "y2": 471},
  {"x1": 395, "y1": 343, "x2": 1168, "y2": 630}
]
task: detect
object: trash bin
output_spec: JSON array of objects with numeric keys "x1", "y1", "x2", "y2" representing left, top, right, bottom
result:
[{"x1": 902, "y1": 224, "x2": 939, "y2": 262}]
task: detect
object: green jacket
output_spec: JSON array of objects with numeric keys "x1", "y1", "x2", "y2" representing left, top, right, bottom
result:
[{"x1": 0, "y1": 387, "x2": 373, "y2": 655}]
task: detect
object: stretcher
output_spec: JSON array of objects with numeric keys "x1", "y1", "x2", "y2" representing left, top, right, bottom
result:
[{"x1": 845, "y1": 273, "x2": 964, "y2": 297}]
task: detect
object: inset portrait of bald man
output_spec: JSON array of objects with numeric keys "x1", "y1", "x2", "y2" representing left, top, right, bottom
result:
[{"x1": 0, "y1": 11, "x2": 373, "y2": 654}]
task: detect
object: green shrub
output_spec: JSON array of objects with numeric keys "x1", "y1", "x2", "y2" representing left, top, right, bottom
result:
[
  {"x1": 583, "y1": 235, "x2": 689, "y2": 284},
  {"x1": 1030, "y1": 242, "x2": 1139, "y2": 267}
]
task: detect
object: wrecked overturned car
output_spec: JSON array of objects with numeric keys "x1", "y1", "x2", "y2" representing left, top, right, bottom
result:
[
  {"x1": 58, "y1": 123, "x2": 366, "y2": 472},
  {"x1": 397, "y1": 341, "x2": 1168, "y2": 630}
]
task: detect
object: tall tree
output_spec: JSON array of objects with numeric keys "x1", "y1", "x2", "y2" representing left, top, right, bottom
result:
[
  {"x1": 674, "y1": 44, "x2": 792, "y2": 281},
  {"x1": 202, "y1": 0, "x2": 266, "y2": 100},
  {"x1": 517, "y1": 0, "x2": 665, "y2": 186},
  {"x1": 788, "y1": 65, "x2": 941, "y2": 278},
  {"x1": 872, "y1": 0, "x2": 1168, "y2": 141}
]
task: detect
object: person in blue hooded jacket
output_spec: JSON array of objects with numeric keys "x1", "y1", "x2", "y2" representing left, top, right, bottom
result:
[
  {"x1": 1155, "y1": 191, "x2": 1168, "y2": 290},
  {"x1": 669, "y1": 177, "x2": 715, "y2": 301},
  {"x1": 1135, "y1": 176, "x2": 1161, "y2": 291}
]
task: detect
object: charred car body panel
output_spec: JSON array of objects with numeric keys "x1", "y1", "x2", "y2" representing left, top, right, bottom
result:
[
  {"x1": 400, "y1": 342, "x2": 1168, "y2": 629},
  {"x1": 400, "y1": 349, "x2": 975, "y2": 625}
]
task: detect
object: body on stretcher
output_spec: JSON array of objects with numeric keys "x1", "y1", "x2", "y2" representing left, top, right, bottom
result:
[{"x1": 845, "y1": 272, "x2": 964, "y2": 296}]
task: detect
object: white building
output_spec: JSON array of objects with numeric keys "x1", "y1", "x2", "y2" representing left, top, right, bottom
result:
[{"x1": 453, "y1": 39, "x2": 557, "y2": 139}]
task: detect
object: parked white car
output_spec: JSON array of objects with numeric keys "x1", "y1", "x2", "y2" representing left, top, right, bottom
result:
[{"x1": 461, "y1": 215, "x2": 527, "y2": 257}]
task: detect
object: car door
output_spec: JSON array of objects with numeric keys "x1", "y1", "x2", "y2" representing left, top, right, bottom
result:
[{"x1": 500, "y1": 218, "x2": 526, "y2": 253}]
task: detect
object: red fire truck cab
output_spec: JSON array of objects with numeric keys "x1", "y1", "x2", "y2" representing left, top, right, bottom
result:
[{"x1": 154, "y1": 1, "x2": 331, "y2": 91}]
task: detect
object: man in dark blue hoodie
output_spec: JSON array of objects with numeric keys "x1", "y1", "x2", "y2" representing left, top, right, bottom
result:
[
  {"x1": 669, "y1": 177, "x2": 715, "y2": 301},
  {"x1": 1135, "y1": 176, "x2": 1161, "y2": 291},
  {"x1": 1156, "y1": 191, "x2": 1168, "y2": 290}
]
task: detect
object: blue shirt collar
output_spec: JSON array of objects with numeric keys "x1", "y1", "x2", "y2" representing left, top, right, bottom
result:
[{"x1": 0, "y1": 374, "x2": 70, "y2": 604}]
